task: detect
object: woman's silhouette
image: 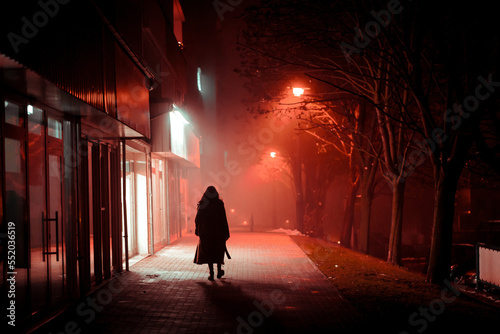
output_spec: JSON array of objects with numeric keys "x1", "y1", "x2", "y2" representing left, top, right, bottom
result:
[{"x1": 194, "y1": 186, "x2": 230, "y2": 280}]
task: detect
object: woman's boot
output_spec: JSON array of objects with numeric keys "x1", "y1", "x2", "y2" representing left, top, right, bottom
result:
[{"x1": 208, "y1": 263, "x2": 215, "y2": 281}]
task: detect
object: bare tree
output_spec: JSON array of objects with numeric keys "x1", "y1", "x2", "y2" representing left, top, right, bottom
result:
[
  {"x1": 239, "y1": 0, "x2": 416, "y2": 258},
  {"x1": 272, "y1": 98, "x2": 347, "y2": 236},
  {"x1": 238, "y1": 0, "x2": 500, "y2": 281},
  {"x1": 379, "y1": 1, "x2": 500, "y2": 282}
]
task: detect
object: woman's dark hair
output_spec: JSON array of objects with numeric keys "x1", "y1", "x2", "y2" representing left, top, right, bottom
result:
[{"x1": 198, "y1": 186, "x2": 219, "y2": 209}]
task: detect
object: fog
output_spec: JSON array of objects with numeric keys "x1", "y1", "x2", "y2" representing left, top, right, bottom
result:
[{"x1": 182, "y1": 0, "x2": 445, "y2": 261}]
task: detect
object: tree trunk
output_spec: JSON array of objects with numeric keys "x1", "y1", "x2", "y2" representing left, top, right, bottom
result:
[
  {"x1": 358, "y1": 181, "x2": 374, "y2": 254},
  {"x1": 340, "y1": 177, "x2": 359, "y2": 248},
  {"x1": 426, "y1": 168, "x2": 461, "y2": 283},
  {"x1": 295, "y1": 187, "x2": 305, "y2": 234},
  {"x1": 387, "y1": 180, "x2": 406, "y2": 265},
  {"x1": 358, "y1": 158, "x2": 378, "y2": 254},
  {"x1": 294, "y1": 157, "x2": 305, "y2": 233}
]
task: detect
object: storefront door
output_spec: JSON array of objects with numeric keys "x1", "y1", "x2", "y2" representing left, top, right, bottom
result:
[
  {"x1": 80, "y1": 139, "x2": 120, "y2": 288},
  {"x1": 46, "y1": 148, "x2": 66, "y2": 303},
  {"x1": 4, "y1": 100, "x2": 29, "y2": 316},
  {"x1": 3, "y1": 100, "x2": 67, "y2": 316},
  {"x1": 29, "y1": 112, "x2": 66, "y2": 312}
]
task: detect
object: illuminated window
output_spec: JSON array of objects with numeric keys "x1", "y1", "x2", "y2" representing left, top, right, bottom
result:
[
  {"x1": 4, "y1": 101, "x2": 22, "y2": 126},
  {"x1": 48, "y1": 117, "x2": 62, "y2": 139},
  {"x1": 170, "y1": 108, "x2": 189, "y2": 159},
  {"x1": 197, "y1": 67, "x2": 202, "y2": 93},
  {"x1": 28, "y1": 106, "x2": 44, "y2": 135}
]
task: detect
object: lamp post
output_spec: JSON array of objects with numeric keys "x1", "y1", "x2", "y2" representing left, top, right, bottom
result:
[{"x1": 287, "y1": 86, "x2": 307, "y2": 233}]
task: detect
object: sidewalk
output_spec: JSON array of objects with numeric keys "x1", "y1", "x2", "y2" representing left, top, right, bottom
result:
[{"x1": 38, "y1": 233, "x2": 360, "y2": 334}]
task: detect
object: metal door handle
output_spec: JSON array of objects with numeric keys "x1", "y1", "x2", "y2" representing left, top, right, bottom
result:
[
  {"x1": 42, "y1": 211, "x2": 59, "y2": 261},
  {"x1": 42, "y1": 212, "x2": 46, "y2": 262},
  {"x1": 55, "y1": 211, "x2": 59, "y2": 261}
]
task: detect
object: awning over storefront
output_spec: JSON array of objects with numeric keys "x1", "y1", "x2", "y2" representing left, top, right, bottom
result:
[
  {"x1": 0, "y1": 53, "x2": 147, "y2": 140},
  {"x1": 151, "y1": 101, "x2": 200, "y2": 168}
]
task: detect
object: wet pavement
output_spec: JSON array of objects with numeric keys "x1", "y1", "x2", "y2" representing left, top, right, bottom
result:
[{"x1": 35, "y1": 232, "x2": 360, "y2": 334}]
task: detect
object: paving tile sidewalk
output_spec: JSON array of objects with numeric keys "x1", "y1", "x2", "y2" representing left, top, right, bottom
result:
[{"x1": 39, "y1": 232, "x2": 360, "y2": 334}]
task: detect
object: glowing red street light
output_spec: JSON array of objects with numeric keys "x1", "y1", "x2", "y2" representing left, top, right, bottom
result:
[{"x1": 292, "y1": 87, "x2": 305, "y2": 97}]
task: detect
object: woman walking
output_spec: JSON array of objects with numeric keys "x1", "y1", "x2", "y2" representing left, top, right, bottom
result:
[{"x1": 194, "y1": 186, "x2": 230, "y2": 281}]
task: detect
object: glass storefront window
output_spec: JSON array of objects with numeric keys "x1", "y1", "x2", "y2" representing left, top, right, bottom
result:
[
  {"x1": 4, "y1": 135, "x2": 29, "y2": 315},
  {"x1": 28, "y1": 106, "x2": 48, "y2": 313},
  {"x1": 5, "y1": 138, "x2": 22, "y2": 173},
  {"x1": 48, "y1": 117, "x2": 62, "y2": 139},
  {"x1": 123, "y1": 146, "x2": 150, "y2": 261},
  {"x1": 28, "y1": 106, "x2": 44, "y2": 135},
  {"x1": 5, "y1": 101, "x2": 23, "y2": 127}
]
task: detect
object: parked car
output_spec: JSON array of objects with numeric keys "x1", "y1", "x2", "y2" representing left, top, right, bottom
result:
[{"x1": 450, "y1": 243, "x2": 477, "y2": 286}]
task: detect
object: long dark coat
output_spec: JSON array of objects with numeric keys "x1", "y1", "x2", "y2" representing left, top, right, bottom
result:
[{"x1": 193, "y1": 198, "x2": 230, "y2": 264}]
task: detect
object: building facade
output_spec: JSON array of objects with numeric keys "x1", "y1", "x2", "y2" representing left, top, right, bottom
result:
[{"x1": 0, "y1": 0, "x2": 199, "y2": 329}]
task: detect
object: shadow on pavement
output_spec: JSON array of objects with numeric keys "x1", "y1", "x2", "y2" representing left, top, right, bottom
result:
[
  {"x1": 196, "y1": 279, "x2": 331, "y2": 334},
  {"x1": 197, "y1": 280, "x2": 291, "y2": 333}
]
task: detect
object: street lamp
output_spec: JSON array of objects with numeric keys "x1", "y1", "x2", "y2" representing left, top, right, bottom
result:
[{"x1": 292, "y1": 87, "x2": 305, "y2": 97}]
